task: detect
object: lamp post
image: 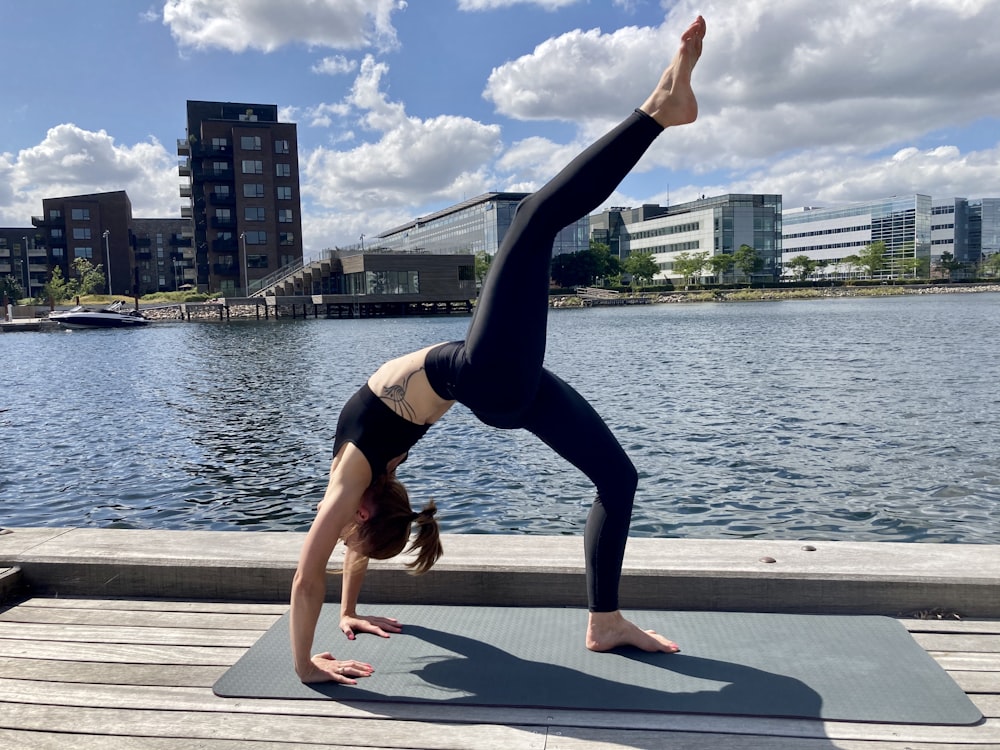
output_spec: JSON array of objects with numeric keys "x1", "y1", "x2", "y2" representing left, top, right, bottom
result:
[
  {"x1": 21, "y1": 236, "x2": 29, "y2": 295},
  {"x1": 102, "y1": 230, "x2": 112, "y2": 296},
  {"x1": 360, "y1": 233, "x2": 365, "y2": 252},
  {"x1": 239, "y1": 232, "x2": 248, "y2": 297}
]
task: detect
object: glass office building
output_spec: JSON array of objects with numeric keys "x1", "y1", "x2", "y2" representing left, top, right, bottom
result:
[{"x1": 377, "y1": 192, "x2": 588, "y2": 257}]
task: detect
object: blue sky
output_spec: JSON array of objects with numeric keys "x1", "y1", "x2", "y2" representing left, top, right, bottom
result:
[{"x1": 3, "y1": 0, "x2": 999, "y2": 255}]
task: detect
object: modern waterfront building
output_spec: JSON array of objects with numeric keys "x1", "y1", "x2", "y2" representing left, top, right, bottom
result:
[
  {"x1": 178, "y1": 101, "x2": 304, "y2": 295},
  {"x1": 130, "y1": 218, "x2": 194, "y2": 293},
  {"x1": 376, "y1": 192, "x2": 589, "y2": 257},
  {"x1": 0, "y1": 228, "x2": 39, "y2": 299},
  {"x1": 782, "y1": 195, "x2": 1000, "y2": 280},
  {"x1": 31, "y1": 191, "x2": 135, "y2": 296},
  {"x1": 590, "y1": 194, "x2": 783, "y2": 284},
  {"x1": 782, "y1": 195, "x2": 933, "y2": 280}
]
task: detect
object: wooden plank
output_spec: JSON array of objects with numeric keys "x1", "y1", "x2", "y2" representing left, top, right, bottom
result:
[
  {"x1": 0, "y1": 656, "x2": 224, "y2": 687},
  {"x1": 0, "y1": 730, "x2": 340, "y2": 750},
  {"x1": 912, "y1": 632, "x2": 1000, "y2": 653},
  {"x1": 0, "y1": 621, "x2": 260, "y2": 647},
  {"x1": 903, "y1": 618, "x2": 1000, "y2": 635},
  {"x1": 0, "y1": 702, "x2": 547, "y2": 750},
  {"x1": 0, "y1": 638, "x2": 243, "y2": 665},
  {"x1": 1, "y1": 678, "x2": 998, "y2": 745},
  {"x1": 951, "y1": 670, "x2": 1000, "y2": 694},
  {"x1": 16, "y1": 597, "x2": 288, "y2": 615},
  {"x1": 0, "y1": 604, "x2": 281, "y2": 630},
  {"x1": 931, "y1": 652, "x2": 1000, "y2": 672}
]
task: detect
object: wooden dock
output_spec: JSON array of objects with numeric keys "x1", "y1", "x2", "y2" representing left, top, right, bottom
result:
[{"x1": 2, "y1": 529, "x2": 998, "y2": 748}]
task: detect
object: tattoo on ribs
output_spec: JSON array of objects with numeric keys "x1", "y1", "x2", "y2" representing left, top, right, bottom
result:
[{"x1": 380, "y1": 367, "x2": 423, "y2": 421}]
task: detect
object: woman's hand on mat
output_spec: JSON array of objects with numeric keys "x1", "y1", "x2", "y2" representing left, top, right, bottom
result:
[
  {"x1": 340, "y1": 613, "x2": 402, "y2": 640},
  {"x1": 586, "y1": 611, "x2": 680, "y2": 654},
  {"x1": 300, "y1": 652, "x2": 374, "y2": 685}
]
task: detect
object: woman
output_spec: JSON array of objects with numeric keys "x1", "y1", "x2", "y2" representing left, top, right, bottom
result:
[{"x1": 292, "y1": 15, "x2": 706, "y2": 685}]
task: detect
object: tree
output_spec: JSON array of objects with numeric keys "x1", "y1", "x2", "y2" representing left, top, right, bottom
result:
[
  {"x1": 786, "y1": 254, "x2": 817, "y2": 282},
  {"x1": 671, "y1": 251, "x2": 708, "y2": 286},
  {"x1": 843, "y1": 241, "x2": 886, "y2": 279},
  {"x1": 733, "y1": 244, "x2": 762, "y2": 286},
  {"x1": 622, "y1": 251, "x2": 658, "y2": 287},
  {"x1": 474, "y1": 250, "x2": 492, "y2": 286},
  {"x1": 983, "y1": 253, "x2": 1000, "y2": 278},
  {"x1": 1, "y1": 275, "x2": 23, "y2": 304},
  {"x1": 897, "y1": 256, "x2": 928, "y2": 280},
  {"x1": 71, "y1": 257, "x2": 107, "y2": 296},
  {"x1": 589, "y1": 241, "x2": 620, "y2": 284},
  {"x1": 706, "y1": 252, "x2": 734, "y2": 282},
  {"x1": 936, "y1": 250, "x2": 964, "y2": 281},
  {"x1": 41, "y1": 266, "x2": 72, "y2": 303}
]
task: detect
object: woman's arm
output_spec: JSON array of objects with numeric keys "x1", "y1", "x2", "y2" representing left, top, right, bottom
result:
[
  {"x1": 339, "y1": 547, "x2": 402, "y2": 639},
  {"x1": 290, "y1": 445, "x2": 374, "y2": 684}
]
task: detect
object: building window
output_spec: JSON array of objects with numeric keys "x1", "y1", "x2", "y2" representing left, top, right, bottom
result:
[
  {"x1": 71, "y1": 208, "x2": 90, "y2": 221},
  {"x1": 241, "y1": 135, "x2": 262, "y2": 151},
  {"x1": 243, "y1": 183, "x2": 264, "y2": 198},
  {"x1": 211, "y1": 137, "x2": 228, "y2": 151},
  {"x1": 216, "y1": 208, "x2": 232, "y2": 221},
  {"x1": 52, "y1": 247, "x2": 64, "y2": 257},
  {"x1": 275, "y1": 163, "x2": 290, "y2": 177},
  {"x1": 279, "y1": 232, "x2": 295, "y2": 245},
  {"x1": 274, "y1": 139, "x2": 290, "y2": 154},
  {"x1": 276, "y1": 186, "x2": 292, "y2": 200},
  {"x1": 73, "y1": 227, "x2": 91, "y2": 240},
  {"x1": 247, "y1": 254, "x2": 269, "y2": 269},
  {"x1": 49, "y1": 209, "x2": 62, "y2": 220},
  {"x1": 245, "y1": 207, "x2": 266, "y2": 222},
  {"x1": 51, "y1": 228, "x2": 63, "y2": 238},
  {"x1": 278, "y1": 209, "x2": 293, "y2": 223},
  {"x1": 212, "y1": 161, "x2": 229, "y2": 174},
  {"x1": 74, "y1": 247, "x2": 93, "y2": 259},
  {"x1": 216, "y1": 185, "x2": 231, "y2": 196},
  {"x1": 242, "y1": 160, "x2": 263, "y2": 174},
  {"x1": 244, "y1": 231, "x2": 267, "y2": 244}
]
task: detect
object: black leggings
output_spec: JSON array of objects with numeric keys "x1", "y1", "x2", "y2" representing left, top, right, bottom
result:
[{"x1": 427, "y1": 110, "x2": 664, "y2": 611}]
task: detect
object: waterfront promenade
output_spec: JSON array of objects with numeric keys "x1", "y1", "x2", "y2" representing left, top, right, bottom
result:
[{"x1": 1, "y1": 528, "x2": 998, "y2": 748}]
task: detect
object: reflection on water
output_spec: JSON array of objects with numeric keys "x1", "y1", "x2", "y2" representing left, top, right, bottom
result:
[{"x1": 3, "y1": 293, "x2": 999, "y2": 543}]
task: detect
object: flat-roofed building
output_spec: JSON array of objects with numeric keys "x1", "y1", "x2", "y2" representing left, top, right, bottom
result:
[
  {"x1": 591, "y1": 194, "x2": 783, "y2": 284},
  {"x1": 376, "y1": 192, "x2": 589, "y2": 258},
  {"x1": 0, "y1": 228, "x2": 38, "y2": 299},
  {"x1": 131, "y1": 218, "x2": 194, "y2": 293},
  {"x1": 179, "y1": 101, "x2": 304, "y2": 295}
]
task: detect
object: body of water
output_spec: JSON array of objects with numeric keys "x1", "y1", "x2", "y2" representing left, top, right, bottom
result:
[{"x1": 3, "y1": 293, "x2": 999, "y2": 544}]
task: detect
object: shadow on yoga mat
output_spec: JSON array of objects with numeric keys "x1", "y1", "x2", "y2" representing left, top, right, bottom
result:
[{"x1": 213, "y1": 605, "x2": 982, "y2": 725}]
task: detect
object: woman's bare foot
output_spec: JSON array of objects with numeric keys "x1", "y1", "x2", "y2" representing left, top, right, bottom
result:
[
  {"x1": 640, "y1": 15, "x2": 705, "y2": 128},
  {"x1": 586, "y1": 610, "x2": 680, "y2": 653}
]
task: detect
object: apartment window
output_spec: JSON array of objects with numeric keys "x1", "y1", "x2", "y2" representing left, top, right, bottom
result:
[
  {"x1": 211, "y1": 137, "x2": 228, "y2": 151},
  {"x1": 73, "y1": 228, "x2": 91, "y2": 240},
  {"x1": 212, "y1": 161, "x2": 229, "y2": 173},
  {"x1": 244, "y1": 231, "x2": 267, "y2": 244},
  {"x1": 244, "y1": 183, "x2": 264, "y2": 198},
  {"x1": 74, "y1": 247, "x2": 93, "y2": 259},
  {"x1": 274, "y1": 139, "x2": 290, "y2": 154},
  {"x1": 216, "y1": 185, "x2": 231, "y2": 196},
  {"x1": 216, "y1": 208, "x2": 232, "y2": 222},
  {"x1": 51, "y1": 228, "x2": 63, "y2": 238},
  {"x1": 276, "y1": 186, "x2": 292, "y2": 200},
  {"x1": 275, "y1": 163, "x2": 290, "y2": 177},
  {"x1": 242, "y1": 160, "x2": 263, "y2": 174},
  {"x1": 280, "y1": 254, "x2": 296, "y2": 266},
  {"x1": 218, "y1": 231, "x2": 234, "y2": 241},
  {"x1": 71, "y1": 208, "x2": 90, "y2": 220},
  {"x1": 49, "y1": 209, "x2": 62, "y2": 220},
  {"x1": 241, "y1": 135, "x2": 262, "y2": 151},
  {"x1": 279, "y1": 232, "x2": 295, "y2": 246},
  {"x1": 245, "y1": 207, "x2": 266, "y2": 222},
  {"x1": 52, "y1": 247, "x2": 64, "y2": 258},
  {"x1": 278, "y1": 209, "x2": 293, "y2": 223},
  {"x1": 247, "y1": 254, "x2": 269, "y2": 269}
]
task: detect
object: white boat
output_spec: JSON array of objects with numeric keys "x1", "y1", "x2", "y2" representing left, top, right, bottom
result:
[{"x1": 48, "y1": 301, "x2": 148, "y2": 329}]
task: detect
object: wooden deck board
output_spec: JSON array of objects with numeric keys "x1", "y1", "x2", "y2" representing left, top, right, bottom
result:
[{"x1": 0, "y1": 597, "x2": 997, "y2": 748}]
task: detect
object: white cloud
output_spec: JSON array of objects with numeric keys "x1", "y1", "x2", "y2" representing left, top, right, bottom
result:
[
  {"x1": 458, "y1": 0, "x2": 579, "y2": 10},
  {"x1": 312, "y1": 55, "x2": 358, "y2": 76},
  {"x1": 161, "y1": 0, "x2": 405, "y2": 53},
  {"x1": 0, "y1": 125, "x2": 179, "y2": 225}
]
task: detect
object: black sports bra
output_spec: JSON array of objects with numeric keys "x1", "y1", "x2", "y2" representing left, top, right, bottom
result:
[{"x1": 333, "y1": 383, "x2": 431, "y2": 481}]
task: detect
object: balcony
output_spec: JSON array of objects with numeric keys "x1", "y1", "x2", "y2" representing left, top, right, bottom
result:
[
  {"x1": 180, "y1": 185, "x2": 192, "y2": 199},
  {"x1": 210, "y1": 216, "x2": 236, "y2": 229},
  {"x1": 213, "y1": 263, "x2": 239, "y2": 275},
  {"x1": 181, "y1": 207, "x2": 193, "y2": 219},
  {"x1": 178, "y1": 159, "x2": 191, "y2": 177},
  {"x1": 28, "y1": 248, "x2": 48, "y2": 259},
  {"x1": 177, "y1": 138, "x2": 190, "y2": 156},
  {"x1": 31, "y1": 215, "x2": 62, "y2": 228},
  {"x1": 169, "y1": 235, "x2": 193, "y2": 247},
  {"x1": 194, "y1": 167, "x2": 233, "y2": 182},
  {"x1": 135, "y1": 251, "x2": 153, "y2": 261},
  {"x1": 0, "y1": 248, "x2": 9, "y2": 258},
  {"x1": 210, "y1": 192, "x2": 235, "y2": 206},
  {"x1": 212, "y1": 238, "x2": 238, "y2": 252}
]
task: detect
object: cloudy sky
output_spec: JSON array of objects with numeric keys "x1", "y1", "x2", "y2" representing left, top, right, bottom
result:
[{"x1": 3, "y1": 0, "x2": 999, "y2": 256}]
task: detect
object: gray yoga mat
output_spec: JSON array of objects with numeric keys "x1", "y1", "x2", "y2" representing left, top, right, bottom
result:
[{"x1": 213, "y1": 605, "x2": 982, "y2": 725}]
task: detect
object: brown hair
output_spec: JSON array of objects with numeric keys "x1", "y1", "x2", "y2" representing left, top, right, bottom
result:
[{"x1": 356, "y1": 475, "x2": 443, "y2": 574}]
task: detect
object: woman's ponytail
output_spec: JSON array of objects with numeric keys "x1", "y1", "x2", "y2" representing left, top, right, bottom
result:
[{"x1": 405, "y1": 499, "x2": 443, "y2": 575}]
